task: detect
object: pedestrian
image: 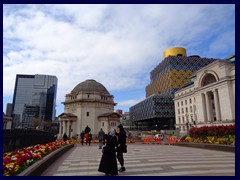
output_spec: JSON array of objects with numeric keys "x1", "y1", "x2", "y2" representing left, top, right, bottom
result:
[
  {"x1": 88, "y1": 132, "x2": 92, "y2": 146},
  {"x1": 98, "y1": 128, "x2": 118, "y2": 176},
  {"x1": 116, "y1": 124, "x2": 127, "y2": 172},
  {"x1": 85, "y1": 125, "x2": 91, "y2": 134},
  {"x1": 63, "y1": 133, "x2": 68, "y2": 141},
  {"x1": 80, "y1": 131, "x2": 85, "y2": 145},
  {"x1": 85, "y1": 133, "x2": 89, "y2": 145},
  {"x1": 98, "y1": 128, "x2": 105, "y2": 149}
]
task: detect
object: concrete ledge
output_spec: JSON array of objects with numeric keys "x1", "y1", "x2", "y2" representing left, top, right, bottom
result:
[
  {"x1": 173, "y1": 142, "x2": 235, "y2": 153},
  {"x1": 18, "y1": 144, "x2": 74, "y2": 176}
]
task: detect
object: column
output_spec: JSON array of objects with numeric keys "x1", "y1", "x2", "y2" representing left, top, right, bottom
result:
[
  {"x1": 201, "y1": 93, "x2": 207, "y2": 122},
  {"x1": 66, "y1": 121, "x2": 69, "y2": 136},
  {"x1": 68, "y1": 121, "x2": 72, "y2": 137},
  {"x1": 213, "y1": 89, "x2": 221, "y2": 121},
  {"x1": 59, "y1": 121, "x2": 62, "y2": 138},
  {"x1": 63, "y1": 121, "x2": 66, "y2": 134},
  {"x1": 205, "y1": 92, "x2": 212, "y2": 122}
]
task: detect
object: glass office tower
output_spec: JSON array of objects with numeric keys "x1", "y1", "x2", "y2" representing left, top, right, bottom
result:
[{"x1": 12, "y1": 74, "x2": 58, "y2": 129}]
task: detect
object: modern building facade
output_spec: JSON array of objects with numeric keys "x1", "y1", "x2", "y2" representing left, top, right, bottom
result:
[
  {"x1": 12, "y1": 74, "x2": 58, "y2": 129},
  {"x1": 58, "y1": 79, "x2": 120, "y2": 139},
  {"x1": 130, "y1": 47, "x2": 218, "y2": 131},
  {"x1": 174, "y1": 55, "x2": 235, "y2": 136}
]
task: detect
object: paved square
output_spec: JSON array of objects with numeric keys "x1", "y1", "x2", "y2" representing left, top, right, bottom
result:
[{"x1": 42, "y1": 143, "x2": 235, "y2": 176}]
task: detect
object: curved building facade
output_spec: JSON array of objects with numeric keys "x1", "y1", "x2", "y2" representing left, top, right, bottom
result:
[
  {"x1": 58, "y1": 80, "x2": 120, "y2": 138},
  {"x1": 130, "y1": 47, "x2": 218, "y2": 131}
]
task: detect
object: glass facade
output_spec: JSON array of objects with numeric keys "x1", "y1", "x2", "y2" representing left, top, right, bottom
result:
[
  {"x1": 12, "y1": 74, "x2": 57, "y2": 129},
  {"x1": 130, "y1": 55, "x2": 218, "y2": 131}
]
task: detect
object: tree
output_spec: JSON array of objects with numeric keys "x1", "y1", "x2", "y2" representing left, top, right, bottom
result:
[{"x1": 32, "y1": 117, "x2": 41, "y2": 129}]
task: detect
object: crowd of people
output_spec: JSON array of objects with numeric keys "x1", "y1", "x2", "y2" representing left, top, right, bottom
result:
[{"x1": 62, "y1": 124, "x2": 127, "y2": 176}]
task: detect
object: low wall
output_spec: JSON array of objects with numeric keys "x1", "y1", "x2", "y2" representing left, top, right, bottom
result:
[
  {"x1": 18, "y1": 144, "x2": 74, "y2": 176},
  {"x1": 173, "y1": 142, "x2": 235, "y2": 153},
  {"x1": 4, "y1": 129, "x2": 57, "y2": 152}
]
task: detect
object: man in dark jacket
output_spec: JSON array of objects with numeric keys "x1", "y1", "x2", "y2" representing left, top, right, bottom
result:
[
  {"x1": 116, "y1": 124, "x2": 127, "y2": 172},
  {"x1": 80, "y1": 131, "x2": 85, "y2": 145},
  {"x1": 98, "y1": 128, "x2": 105, "y2": 149}
]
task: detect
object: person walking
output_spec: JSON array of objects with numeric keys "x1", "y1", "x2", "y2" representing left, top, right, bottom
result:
[
  {"x1": 80, "y1": 131, "x2": 85, "y2": 145},
  {"x1": 85, "y1": 133, "x2": 89, "y2": 145},
  {"x1": 85, "y1": 125, "x2": 91, "y2": 134},
  {"x1": 88, "y1": 132, "x2": 92, "y2": 146},
  {"x1": 116, "y1": 124, "x2": 127, "y2": 172},
  {"x1": 63, "y1": 133, "x2": 68, "y2": 141},
  {"x1": 98, "y1": 128, "x2": 118, "y2": 176},
  {"x1": 98, "y1": 128, "x2": 105, "y2": 149}
]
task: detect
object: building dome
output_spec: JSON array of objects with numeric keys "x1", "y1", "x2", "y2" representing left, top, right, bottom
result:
[{"x1": 71, "y1": 79, "x2": 110, "y2": 94}]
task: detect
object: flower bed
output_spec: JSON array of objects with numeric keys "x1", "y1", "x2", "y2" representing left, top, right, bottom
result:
[
  {"x1": 3, "y1": 139, "x2": 78, "y2": 176},
  {"x1": 178, "y1": 125, "x2": 235, "y2": 145}
]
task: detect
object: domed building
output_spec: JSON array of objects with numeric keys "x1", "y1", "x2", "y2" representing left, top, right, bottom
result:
[{"x1": 58, "y1": 79, "x2": 121, "y2": 139}]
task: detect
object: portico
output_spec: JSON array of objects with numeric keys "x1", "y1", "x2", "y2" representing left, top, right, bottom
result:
[
  {"x1": 58, "y1": 113, "x2": 77, "y2": 138},
  {"x1": 174, "y1": 57, "x2": 235, "y2": 136}
]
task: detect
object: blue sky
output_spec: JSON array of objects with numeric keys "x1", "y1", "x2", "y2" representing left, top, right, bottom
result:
[{"x1": 3, "y1": 4, "x2": 235, "y2": 116}]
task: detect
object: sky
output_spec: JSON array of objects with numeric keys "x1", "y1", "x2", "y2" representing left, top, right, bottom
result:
[{"x1": 3, "y1": 4, "x2": 235, "y2": 116}]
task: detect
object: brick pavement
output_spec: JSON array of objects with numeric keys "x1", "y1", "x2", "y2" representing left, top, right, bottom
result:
[{"x1": 41, "y1": 143, "x2": 235, "y2": 176}]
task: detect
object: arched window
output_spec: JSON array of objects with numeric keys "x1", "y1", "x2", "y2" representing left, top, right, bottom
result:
[{"x1": 202, "y1": 74, "x2": 217, "y2": 86}]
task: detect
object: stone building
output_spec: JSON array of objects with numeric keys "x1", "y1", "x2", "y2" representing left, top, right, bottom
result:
[
  {"x1": 3, "y1": 112, "x2": 12, "y2": 129},
  {"x1": 130, "y1": 47, "x2": 217, "y2": 131},
  {"x1": 58, "y1": 79, "x2": 120, "y2": 139},
  {"x1": 174, "y1": 54, "x2": 235, "y2": 136}
]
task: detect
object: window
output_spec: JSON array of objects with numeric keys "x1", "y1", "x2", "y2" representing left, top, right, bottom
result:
[
  {"x1": 178, "y1": 117, "x2": 181, "y2": 124},
  {"x1": 182, "y1": 108, "x2": 184, "y2": 113},
  {"x1": 177, "y1": 102, "x2": 179, "y2": 107},
  {"x1": 189, "y1": 99, "x2": 192, "y2": 104},
  {"x1": 179, "y1": 126, "x2": 181, "y2": 131},
  {"x1": 102, "y1": 122, "x2": 104, "y2": 127},
  {"x1": 194, "y1": 97, "x2": 196, "y2": 103},
  {"x1": 185, "y1": 100, "x2": 187, "y2": 105},
  {"x1": 212, "y1": 104, "x2": 215, "y2": 109},
  {"x1": 190, "y1": 106, "x2": 192, "y2": 112},
  {"x1": 181, "y1": 101, "x2": 183, "y2": 106},
  {"x1": 178, "y1": 109, "x2": 180, "y2": 114},
  {"x1": 183, "y1": 126, "x2": 185, "y2": 131},
  {"x1": 186, "y1": 107, "x2": 188, "y2": 113},
  {"x1": 87, "y1": 112, "x2": 89, "y2": 116},
  {"x1": 88, "y1": 94, "x2": 90, "y2": 98},
  {"x1": 202, "y1": 74, "x2": 217, "y2": 86},
  {"x1": 191, "y1": 115, "x2": 193, "y2": 122},
  {"x1": 182, "y1": 117, "x2": 185, "y2": 123}
]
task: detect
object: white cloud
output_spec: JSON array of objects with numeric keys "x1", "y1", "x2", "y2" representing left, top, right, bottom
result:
[
  {"x1": 118, "y1": 98, "x2": 145, "y2": 107},
  {"x1": 3, "y1": 4, "x2": 235, "y2": 114}
]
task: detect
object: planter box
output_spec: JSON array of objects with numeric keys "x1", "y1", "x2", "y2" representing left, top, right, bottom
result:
[
  {"x1": 18, "y1": 144, "x2": 74, "y2": 176},
  {"x1": 173, "y1": 142, "x2": 235, "y2": 153}
]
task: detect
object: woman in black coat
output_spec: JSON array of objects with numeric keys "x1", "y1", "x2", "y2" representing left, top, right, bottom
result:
[
  {"x1": 98, "y1": 129, "x2": 118, "y2": 176},
  {"x1": 116, "y1": 124, "x2": 127, "y2": 172}
]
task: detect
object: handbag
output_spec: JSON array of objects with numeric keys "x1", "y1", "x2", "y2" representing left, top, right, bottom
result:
[
  {"x1": 123, "y1": 144, "x2": 127, "y2": 153},
  {"x1": 102, "y1": 145, "x2": 106, "y2": 153}
]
